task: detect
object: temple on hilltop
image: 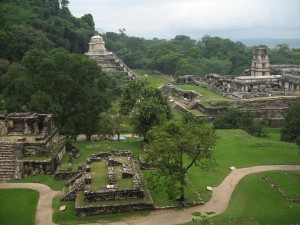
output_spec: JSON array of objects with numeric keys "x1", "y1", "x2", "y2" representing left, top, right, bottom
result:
[
  {"x1": 0, "y1": 113, "x2": 68, "y2": 180},
  {"x1": 85, "y1": 35, "x2": 136, "y2": 79}
]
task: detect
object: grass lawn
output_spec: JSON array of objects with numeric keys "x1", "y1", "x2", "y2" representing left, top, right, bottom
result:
[
  {"x1": 208, "y1": 172, "x2": 300, "y2": 225},
  {"x1": 133, "y1": 69, "x2": 170, "y2": 88},
  {"x1": 0, "y1": 188, "x2": 39, "y2": 225},
  {"x1": 89, "y1": 161, "x2": 108, "y2": 191},
  {"x1": 144, "y1": 129, "x2": 300, "y2": 206},
  {"x1": 9, "y1": 174, "x2": 65, "y2": 191},
  {"x1": 262, "y1": 171, "x2": 300, "y2": 199}
]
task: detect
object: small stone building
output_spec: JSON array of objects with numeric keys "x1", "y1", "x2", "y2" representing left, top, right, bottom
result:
[{"x1": 0, "y1": 113, "x2": 66, "y2": 180}]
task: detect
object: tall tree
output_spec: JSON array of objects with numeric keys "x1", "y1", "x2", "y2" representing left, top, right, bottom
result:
[
  {"x1": 2, "y1": 48, "x2": 113, "y2": 138},
  {"x1": 213, "y1": 108, "x2": 256, "y2": 134},
  {"x1": 146, "y1": 120, "x2": 216, "y2": 202},
  {"x1": 120, "y1": 79, "x2": 172, "y2": 140}
]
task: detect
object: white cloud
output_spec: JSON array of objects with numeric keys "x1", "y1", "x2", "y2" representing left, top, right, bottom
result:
[{"x1": 69, "y1": 0, "x2": 300, "y2": 39}]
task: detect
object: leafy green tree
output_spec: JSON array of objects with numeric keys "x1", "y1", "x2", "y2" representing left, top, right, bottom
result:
[
  {"x1": 146, "y1": 120, "x2": 216, "y2": 202},
  {"x1": 107, "y1": 102, "x2": 124, "y2": 141},
  {"x1": 2, "y1": 48, "x2": 113, "y2": 138},
  {"x1": 120, "y1": 80, "x2": 172, "y2": 140},
  {"x1": 281, "y1": 101, "x2": 300, "y2": 143},
  {"x1": 213, "y1": 108, "x2": 256, "y2": 134}
]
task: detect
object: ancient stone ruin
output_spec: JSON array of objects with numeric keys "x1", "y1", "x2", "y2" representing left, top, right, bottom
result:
[
  {"x1": 60, "y1": 150, "x2": 154, "y2": 216},
  {"x1": 0, "y1": 113, "x2": 66, "y2": 180},
  {"x1": 85, "y1": 35, "x2": 137, "y2": 79},
  {"x1": 162, "y1": 48, "x2": 300, "y2": 126}
]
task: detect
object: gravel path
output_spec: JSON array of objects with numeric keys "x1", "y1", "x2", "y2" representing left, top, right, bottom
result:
[{"x1": 1, "y1": 165, "x2": 299, "y2": 225}]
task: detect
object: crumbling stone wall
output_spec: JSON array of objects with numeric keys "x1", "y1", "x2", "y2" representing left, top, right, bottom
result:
[
  {"x1": 75, "y1": 202, "x2": 154, "y2": 216},
  {"x1": 23, "y1": 160, "x2": 53, "y2": 176},
  {"x1": 84, "y1": 188, "x2": 144, "y2": 202}
]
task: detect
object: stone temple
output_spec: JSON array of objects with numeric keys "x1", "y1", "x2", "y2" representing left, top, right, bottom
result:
[
  {"x1": 85, "y1": 35, "x2": 136, "y2": 78},
  {"x1": 163, "y1": 47, "x2": 300, "y2": 127},
  {"x1": 0, "y1": 113, "x2": 66, "y2": 180},
  {"x1": 250, "y1": 48, "x2": 270, "y2": 76}
]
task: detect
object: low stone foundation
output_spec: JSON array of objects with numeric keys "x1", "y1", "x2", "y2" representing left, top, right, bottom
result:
[
  {"x1": 75, "y1": 202, "x2": 154, "y2": 216},
  {"x1": 84, "y1": 189, "x2": 144, "y2": 202}
]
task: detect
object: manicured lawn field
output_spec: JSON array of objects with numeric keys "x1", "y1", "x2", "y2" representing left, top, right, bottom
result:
[
  {"x1": 0, "y1": 188, "x2": 39, "y2": 225},
  {"x1": 209, "y1": 172, "x2": 300, "y2": 225},
  {"x1": 133, "y1": 69, "x2": 170, "y2": 88}
]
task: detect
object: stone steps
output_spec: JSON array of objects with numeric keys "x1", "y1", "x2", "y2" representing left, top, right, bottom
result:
[
  {"x1": 0, "y1": 143, "x2": 16, "y2": 180},
  {"x1": 0, "y1": 168, "x2": 15, "y2": 171}
]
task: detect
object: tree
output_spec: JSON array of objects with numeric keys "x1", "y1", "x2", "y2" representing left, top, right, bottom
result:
[
  {"x1": 98, "y1": 112, "x2": 114, "y2": 139},
  {"x1": 2, "y1": 48, "x2": 113, "y2": 138},
  {"x1": 281, "y1": 101, "x2": 300, "y2": 143},
  {"x1": 107, "y1": 102, "x2": 124, "y2": 141},
  {"x1": 146, "y1": 120, "x2": 216, "y2": 202},
  {"x1": 213, "y1": 108, "x2": 256, "y2": 134},
  {"x1": 120, "y1": 80, "x2": 172, "y2": 140}
]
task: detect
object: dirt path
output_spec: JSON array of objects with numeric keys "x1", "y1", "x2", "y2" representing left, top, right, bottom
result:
[
  {"x1": 0, "y1": 182, "x2": 60, "y2": 225},
  {"x1": 0, "y1": 165, "x2": 299, "y2": 225}
]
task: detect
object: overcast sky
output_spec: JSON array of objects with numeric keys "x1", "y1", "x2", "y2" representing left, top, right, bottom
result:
[{"x1": 69, "y1": 0, "x2": 300, "y2": 40}]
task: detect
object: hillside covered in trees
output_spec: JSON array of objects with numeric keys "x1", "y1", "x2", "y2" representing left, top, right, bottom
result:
[
  {"x1": 0, "y1": 0, "x2": 300, "y2": 138},
  {"x1": 102, "y1": 32, "x2": 300, "y2": 77}
]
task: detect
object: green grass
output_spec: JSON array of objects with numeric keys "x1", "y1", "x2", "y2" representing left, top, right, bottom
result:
[
  {"x1": 258, "y1": 127, "x2": 281, "y2": 141},
  {"x1": 89, "y1": 161, "x2": 108, "y2": 191},
  {"x1": 9, "y1": 174, "x2": 65, "y2": 191},
  {"x1": 262, "y1": 171, "x2": 300, "y2": 198},
  {"x1": 144, "y1": 129, "x2": 300, "y2": 206},
  {"x1": 187, "y1": 129, "x2": 299, "y2": 201},
  {"x1": 59, "y1": 138, "x2": 144, "y2": 172},
  {"x1": 209, "y1": 172, "x2": 300, "y2": 225},
  {"x1": 0, "y1": 189, "x2": 39, "y2": 225},
  {"x1": 174, "y1": 84, "x2": 230, "y2": 102},
  {"x1": 133, "y1": 69, "x2": 169, "y2": 88}
]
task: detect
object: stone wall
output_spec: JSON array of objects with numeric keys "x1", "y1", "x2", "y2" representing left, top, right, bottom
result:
[
  {"x1": 84, "y1": 188, "x2": 144, "y2": 202},
  {"x1": 23, "y1": 159, "x2": 54, "y2": 176},
  {"x1": 161, "y1": 84, "x2": 201, "y2": 100},
  {"x1": 75, "y1": 202, "x2": 154, "y2": 216}
]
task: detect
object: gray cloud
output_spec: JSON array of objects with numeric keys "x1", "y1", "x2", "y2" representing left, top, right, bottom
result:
[{"x1": 69, "y1": 0, "x2": 300, "y2": 39}]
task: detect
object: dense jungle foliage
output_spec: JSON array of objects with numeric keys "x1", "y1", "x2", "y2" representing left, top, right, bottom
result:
[{"x1": 0, "y1": 0, "x2": 299, "y2": 138}]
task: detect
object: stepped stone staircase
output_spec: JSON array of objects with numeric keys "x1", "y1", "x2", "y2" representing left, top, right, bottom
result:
[{"x1": 0, "y1": 143, "x2": 17, "y2": 180}]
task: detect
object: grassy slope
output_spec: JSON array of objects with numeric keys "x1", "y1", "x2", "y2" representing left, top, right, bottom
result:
[
  {"x1": 0, "y1": 189, "x2": 39, "y2": 225},
  {"x1": 209, "y1": 172, "x2": 300, "y2": 225},
  {"x1": 145, "y1": 129, "x2": 300, "y2": 206},
  {"x1": 133, "y1": 69, "x2": 169, "y2": 88}
]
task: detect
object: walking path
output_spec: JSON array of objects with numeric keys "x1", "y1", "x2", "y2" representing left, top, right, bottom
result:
[{"x1": 1, "y1": 165, "x2": 299, "y2": 225}]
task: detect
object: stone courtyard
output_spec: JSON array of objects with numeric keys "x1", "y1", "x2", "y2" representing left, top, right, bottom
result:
[{"x1": 60, "y1": 150, "x2": 154, "y2": 216}]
